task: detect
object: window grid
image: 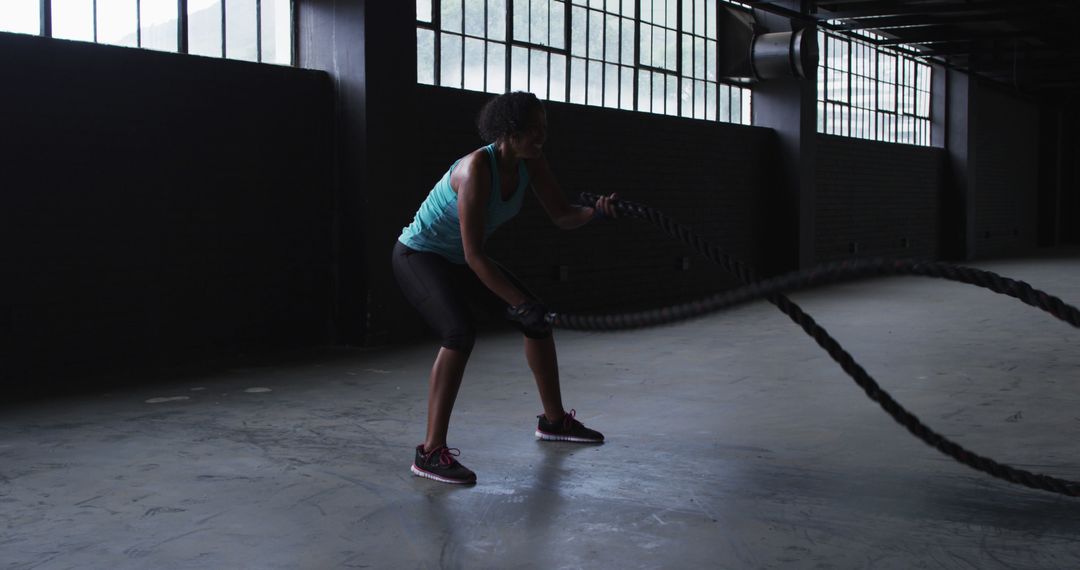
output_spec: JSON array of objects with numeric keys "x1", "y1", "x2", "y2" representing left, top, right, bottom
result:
[
  {"x1": 418, "y1": 0, "x2": 751, "y2": 126},
  {"x1": 638, "y1": 0, "x2": 678, "y2": 115},
  {"x1": 570, "y1": 1, "x2": 635, "y2": 110},
  {"x1": 817, "y1": 29, "x2": 931, "y2": 146},
  {"x1": 677, "y1": 0, "x2": 716, "y2": 121},
  {"x1": 1, "y1": 0, "x2": 294, "y2": 65},
  {"x1": 512, "y1": 0, "x2": 569, "y2": 102}
]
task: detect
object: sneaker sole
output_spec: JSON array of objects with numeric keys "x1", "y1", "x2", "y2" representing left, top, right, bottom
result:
[
  {"x1": 410, "y1": 464, "x2": 476, "y2": 485},
  {"x1": 535, "y1": 430, "x2": 604, "y2": 443}
]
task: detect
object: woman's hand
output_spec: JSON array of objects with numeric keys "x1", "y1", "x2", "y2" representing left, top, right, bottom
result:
[
  {"x1": 593, "y1": 192, "x2": 619, "y2": 220},
  {"x1": 506, "y1": 301, "x2": 552, "y2": 336}
]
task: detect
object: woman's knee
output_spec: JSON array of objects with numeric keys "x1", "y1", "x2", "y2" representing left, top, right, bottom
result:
[{"x1": 441, "y1": 327, "x2": 476, "y2": 353}]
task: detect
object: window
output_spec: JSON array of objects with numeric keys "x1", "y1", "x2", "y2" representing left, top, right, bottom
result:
[
  {"x1": 258, "y1": 0, "x2": 290, "y2": 65},
  {"x1": 141, "y1": 0, "x2": 179, "y2": 52},
  {"x1": 427, "y1": 0, "x2": 510, "y2": 92},
  {"x1": 100, "y1": 0, "x2": 139, "y2": 48},
  {"x1": 817, "y1": 29, "x2": 931, "y2": 146},
  {"x1": 0, "y1": 0, "x2": 293, "y2": 65},
  {"x1": 188, "y1": 0, "x2": 223, "y2": 56},
  {"x1": 678, "y1": 0, "x2": 715, "y2": 120},
  {"x1": 564, "y1": 1, "x2": 631, "y2": 109},
  {"x1": 417, "y1": 0, "x2": 752, "y2": 125},
  {"x1": 514, "y1": 0, "x2": 566, "y2": 101},
  {"x1": 638, "y1": 0, "x2": 677, "y2": 114},
  {"x1": 53, "y1": 0, "x2": 94, "y2": 42},
  {"x1": 0, "y1": 0, "x2": 40, "y2": 35}
]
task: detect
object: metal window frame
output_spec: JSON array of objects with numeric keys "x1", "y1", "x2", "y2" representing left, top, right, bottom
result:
[
  {"x1": 37, "y1": 0, "x2": 294, "y2": 65},
  {"x1": 677, "y1": 0, "x2": 720, "y2": 121},
  {"x1": 509, "y1": 0, "x2": 571, "y2": 98},
  {"x1": 818, "y1": 28, "x2": 932, "y2": 145},
  {"x1": 255, "y1": 0, "x2": 261, "y2": 62},
  {"x1": 418, "y1": 0, "x2": 749, "y2": 124},
  {"x1": 179, "y1": 0, "x2": 189, "y2": 53},
  {"x1": 416, "y1": 0, "x2": 441, "y2": 84},
  {"x1": 578, "y1": 3, "x2": 626, "y2": 108},
  {"x1": 220, "y1": 0, "x2": 226, "y2": 57}
]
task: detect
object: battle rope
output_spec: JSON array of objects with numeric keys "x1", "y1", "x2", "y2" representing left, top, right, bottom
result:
[{"x1": 547, "y1": 193, "x2": 1080, "y2": 498}]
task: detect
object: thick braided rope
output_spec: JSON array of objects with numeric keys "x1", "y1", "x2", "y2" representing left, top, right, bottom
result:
[
  {"x1": 554, "y1": 193, "x2": 1080, "y2": 497},
  {"x1": 552, "y1": 259, "x2": 1080, "y2": 331}
]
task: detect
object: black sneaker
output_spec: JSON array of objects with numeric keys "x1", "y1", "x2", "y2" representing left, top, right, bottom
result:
[
  {"x1": 535, "y1": 409, "x2": 605, "y2": 443},
  {"x1": 411, "y1": 444, "x2": 477, "y2": 485}
]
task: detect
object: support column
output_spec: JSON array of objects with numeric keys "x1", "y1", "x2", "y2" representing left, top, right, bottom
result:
[
  {"x1": 942, "y1": 68, "x2": 974, "y2": 260},
  {"x1": 750, "y1": 2, "x2": 816, "y2": 271},
  {"x1": 298, "y1": 1, "x2": 416, "y2": 345},
  {"x1": 359, "y1": 2, "x2": 419, "y2": 345}
]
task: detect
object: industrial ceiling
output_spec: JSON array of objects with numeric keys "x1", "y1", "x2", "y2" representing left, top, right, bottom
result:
[{"x1": 749, "y1": 0, "x2": 1080, "y2": 97}]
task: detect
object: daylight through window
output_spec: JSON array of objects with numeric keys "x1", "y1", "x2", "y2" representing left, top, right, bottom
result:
[
  {"x1": 417, "y1": 0, "x2": 753, "y2": 126},
  {"x1": 817, "y1": 29, "x2": 931, "y2": 146},
  {"x1": 0, "y1": 0, "x2": 293, "y2": 65}
]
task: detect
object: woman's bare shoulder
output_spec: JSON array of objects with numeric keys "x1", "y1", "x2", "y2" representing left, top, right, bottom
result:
[{"x1": 450, "y1": 147, "x2": 492, "y2": 192}]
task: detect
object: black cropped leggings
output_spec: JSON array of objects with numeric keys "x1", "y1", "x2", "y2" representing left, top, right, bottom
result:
[{"x1": 391, "y1": 241, "x2": 549, "y2": 353}]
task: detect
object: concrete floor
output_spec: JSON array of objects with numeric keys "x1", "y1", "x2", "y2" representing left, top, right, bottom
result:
[{"x1": 3, "y1": 253, "x2": 1080, "y2": 569}]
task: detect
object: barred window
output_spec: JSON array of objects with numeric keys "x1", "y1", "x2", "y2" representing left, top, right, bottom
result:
[
  {"x1": 417, "y1": 0, "x2": 508, "y2": 92},
  {"x1": 570, "y1": 0, "x2": 634, "y2": 110},
  {"x1": 678, "y1": 0, "x2": 714, "y2": 120},
  {"x1": 638, "y1": 0, "x2": 677, "y2": 114},
  {"x1": 417, "y1": 0, "x2": 752, "y2": 125},
  {"x1": 514, "y1": 0, "x2": 567, "y2": 101},
  {"x1": 817, "y1": 29, "x2": 931, "y2": 146},
  {"x1": 0, "y1": 0, "x2": 39, "y2": 35},
  {"x1": 0, "y1": 0, "x2": 293, "y2": 65}
]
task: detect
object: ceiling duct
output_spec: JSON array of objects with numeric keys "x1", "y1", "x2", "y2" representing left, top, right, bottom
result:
[
  {"x1": 752, "y1": 29, "x2": 817, "y2": 80},
  {"x1": 718, "y1": 6, "x2": 817, "y2": 82}
]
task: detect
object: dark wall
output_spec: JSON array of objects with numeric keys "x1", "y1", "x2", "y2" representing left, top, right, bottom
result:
[
  {"x1": 942, "y1": 68, "x2": 972, "y2": 260},
  {"x1": 1038, "y1": 105, "x2": 1080, "y2": 246},
  {"x1": 0, "y1": 33, "x2": 335, "y2": 393},
  {"x1": 1066, "y1": 109, "x2": 1080, "y2": 244},
  {"x1": 815, "y1": 135, "x2": 944, "y2": 262},
  {"x1": 376, "y1": 85, "x2": 780, "y2": 344},
  {"x1": 969, "y1": 81, "x2": 1040, "y2": 259}
]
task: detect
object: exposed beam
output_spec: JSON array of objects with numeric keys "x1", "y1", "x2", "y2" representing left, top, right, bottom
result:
[
  {"x1": 873, "y1": 30, "x2": 1038, "y2": 46},
  {"x1": 740, "y1": 1, "x2": 811, "y2": 21},
  {"x1": 817, "y1": 0, "x2": 944, "y2": 10},
  {"x1": 1027, "y1": 79, "x2": 1080, "y2": 90},
  {"x1": 968, "y1": 57, "x2": 1080, "y2": 73},
  {"x1": 830, "y1": 11, "x2": 1038, "y2": 31},
  {"x1": 819, "y1": 1, "x2": 1053, "y2": 21},
  {"x1": 761, "y1": 0, "x2": 1080, "y2": 94},
  {"x1": 914, "y1": 41, "x2": 1077, "y2": 57}
]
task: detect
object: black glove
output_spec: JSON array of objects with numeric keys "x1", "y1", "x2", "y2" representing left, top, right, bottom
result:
[{"x1": 506, "y1": 301, "x2": 552, "y2": 336}]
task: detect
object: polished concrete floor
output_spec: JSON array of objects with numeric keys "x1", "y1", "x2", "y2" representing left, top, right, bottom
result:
[{"x1": 4, "y1": 253, "x2": 1080, "y2": 569}]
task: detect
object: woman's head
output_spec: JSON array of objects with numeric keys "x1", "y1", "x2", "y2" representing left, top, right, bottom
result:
[{"x1": 477, "y1": 91, "x2": 547, "y2": 158}]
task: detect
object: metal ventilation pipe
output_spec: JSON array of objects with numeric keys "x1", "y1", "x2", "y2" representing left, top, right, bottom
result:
[{"x1": 750, "y1": 29, "x2": 818, "y2": 80}]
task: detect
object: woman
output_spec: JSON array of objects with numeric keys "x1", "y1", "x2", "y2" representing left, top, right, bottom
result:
[{"x1": 392, "y1": 91, "x2": 617, "y2": 485}]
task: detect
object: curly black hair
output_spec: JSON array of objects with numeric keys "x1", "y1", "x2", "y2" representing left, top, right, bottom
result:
[{"x1": 476, "y1": 91, "x2": 544, "y2": 143}]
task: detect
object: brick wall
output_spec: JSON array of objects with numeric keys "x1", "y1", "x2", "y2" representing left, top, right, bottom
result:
[
  {"x1": 0, "y1": 33, "x2": 335, "y2": 392},
  {"x1": 815, "y1": 134, "x2": 945, "y2": 263},
  {"x1": 376, "y1": 86, "x2": 780, "y2": 343}
]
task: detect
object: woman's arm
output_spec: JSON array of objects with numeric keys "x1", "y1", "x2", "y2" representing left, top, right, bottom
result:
[
  {"x1": 457, "y1": 153, "x2": 531, "y2": 307},
  {"x1": 527, "y1": 154, "x2": 618, "y2": 229}
]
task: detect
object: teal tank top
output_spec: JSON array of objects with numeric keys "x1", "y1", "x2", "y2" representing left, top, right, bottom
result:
[{"x1": 399, "y1": 144, "x2": 529, "y2": 264}]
